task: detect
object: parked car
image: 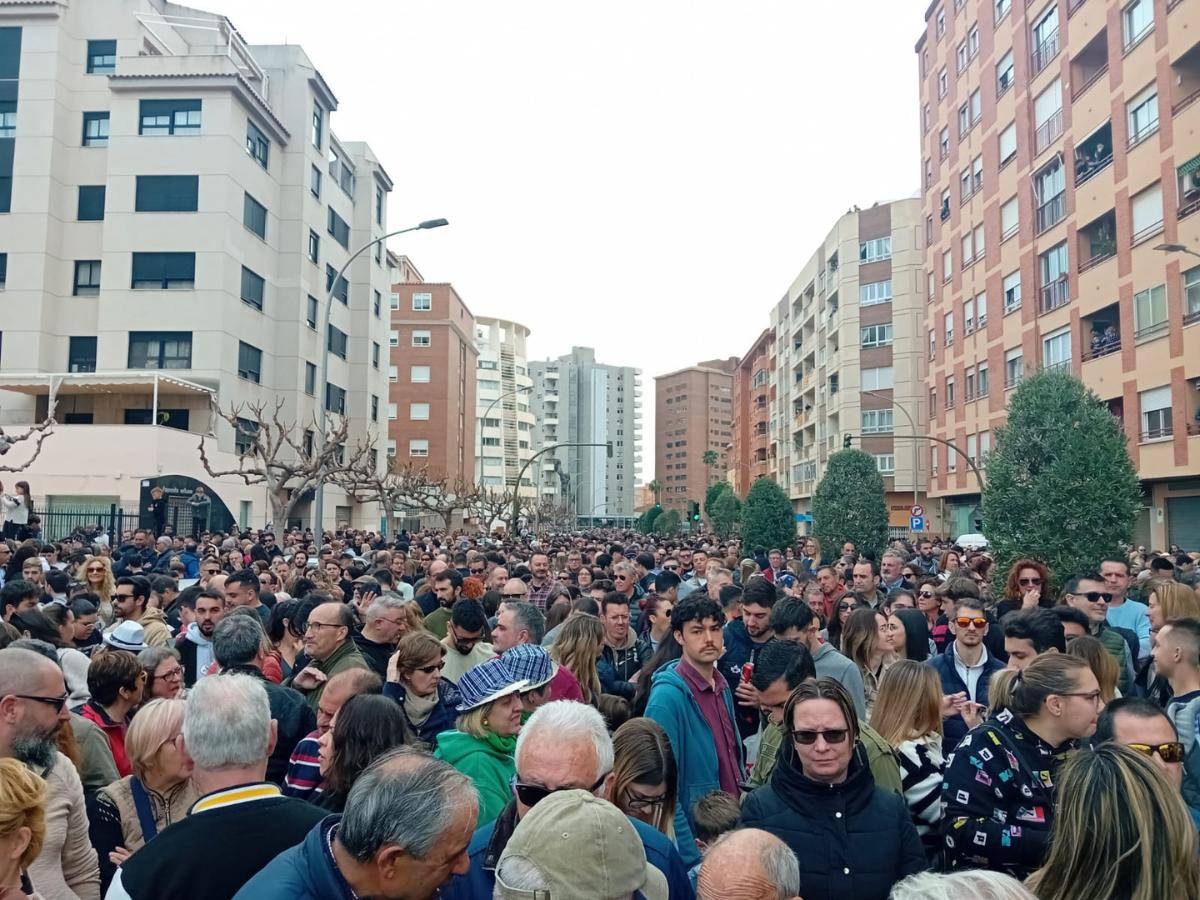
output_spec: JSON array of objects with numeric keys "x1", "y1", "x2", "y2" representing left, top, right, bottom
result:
[{"x1": 955, "y1": 533, "x2": 989, "y2": 551}]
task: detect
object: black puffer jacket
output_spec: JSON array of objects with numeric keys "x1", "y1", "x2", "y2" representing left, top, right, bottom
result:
[{"x1": 741, "y1": 741, "x2": 926, "y2": 900}]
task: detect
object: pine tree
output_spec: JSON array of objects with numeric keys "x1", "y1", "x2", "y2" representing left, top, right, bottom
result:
[
  {"x1": 811, "y1": 449, "x2": 889, "y2": 560},
  {"x1": 709, "y1": 489, "x2": 742, "y2": 540},
  {"x1": 740, "y1": 478, "x2": 796, "y2": 552}
]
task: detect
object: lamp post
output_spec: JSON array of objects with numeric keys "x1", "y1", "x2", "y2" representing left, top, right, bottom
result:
[
  {"x1": 476, "y1": 385, "x2": 533, "y2": 484},
  {"x1": 511, "y1": 442, "x2": 612, "y2": 528},
  {"x1": 1154, "y1": 242, "x2": 1200, "y2": 260},
  {"x1": 313, "y1": 218, "x2": 448, "y2": 534},
  {"x1": 861, "y1": 389, "x2": 920, "y2": 512}
]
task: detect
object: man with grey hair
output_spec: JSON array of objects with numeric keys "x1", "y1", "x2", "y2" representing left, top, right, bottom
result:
[
  {"x1": 696, "y1": 829, "x2": 801, "y2": 900},
  {"x1": 353, "y1": 594, "x2": 412, "y2": 678},
  {"x1": 880, "y1": 550, "x2": 911, "y2": 593},
  {"x1": 212, "y1": 615, "x2": 315, "y2": 785},
  {"x1": 234, "y1": 748, "x2": 478, "y2": 900},
  {"x1": 441, "y1": 701, "x2": 692, "y2": 899},
  {"x1": 105, "y1": 674, "x2": 325, "y2": 900}
]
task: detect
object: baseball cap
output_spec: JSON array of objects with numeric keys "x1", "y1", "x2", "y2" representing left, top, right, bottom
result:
[
  {"x1": 495, "y1": 790, "x2": 668, "y2": 900},
  {"x1": 103, "y1": 620, "x2": 148, "y2": 653}
]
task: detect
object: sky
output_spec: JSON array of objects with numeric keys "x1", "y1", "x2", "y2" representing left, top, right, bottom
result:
[{"x1": 231, "y1": 0, "x2": 931, "y2": 479}]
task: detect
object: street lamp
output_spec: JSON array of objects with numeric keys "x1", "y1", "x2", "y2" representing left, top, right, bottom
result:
[
  {"x1": 476, "y1": 385, "x2": 533, "y2": 484},
  {"x1": 1154, "y1": 243, "x2": 1200, "y2": 260},
  {"x1": 862, "y1": 389, "x2": 920, "y2": 512},
  {"x1": 313, "y1": 218, "x2": 448, "y2": 533},
  {"x1": 511, "y1": 441, "x2": 612, "y2": 527}
]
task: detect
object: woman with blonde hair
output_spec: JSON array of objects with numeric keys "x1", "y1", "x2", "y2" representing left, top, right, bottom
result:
[
  {"x1": 75, "y1": 555, "x2": 115, "y2": 626},
  {"x1": 550, "y1": 613, "x2": 605, "y2": 705},
  {"x1": 842, "y1": 606, "x2": 893, "y2": 717},
  {"x1": 0, "y1": 758, "x2": 45, "y2": 899},
  {"x1": 1026, "y1": 743, "x2": 1199, "y2": 900},
  {"x1": 1065, "y1": 634, "x2": 1120, "y2": 704},
  {"x1": 90, "y1": 698, "x2": 196, "y2": 888},
  {"x1": 1146, "y1": 580, "x2": 1200, "y2": 633},
  {"x1": 610, "y1": 718, "x2": 677, "y2": 838}
]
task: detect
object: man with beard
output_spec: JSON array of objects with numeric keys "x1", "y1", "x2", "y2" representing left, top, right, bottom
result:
[
  {"x1": 0, "y1": 647, "x2": 101, "y2": 899},
  {"x1": 719, "y1": 577, "x2": 778, "y2": 741},
  {"x1": 179, "y1": 589, "x2": 224, "y2": 687}
]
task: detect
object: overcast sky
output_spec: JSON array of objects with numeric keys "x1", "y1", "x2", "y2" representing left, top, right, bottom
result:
[{"x1": 233, "y1": 0, "x2": 929, "y2": 480}]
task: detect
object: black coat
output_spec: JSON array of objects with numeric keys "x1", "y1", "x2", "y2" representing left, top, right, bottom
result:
[
  {"x1": 222, "y1": 665, "x2": 317, "y2": 785},
  {"x1": 741, "y1": 741, "x2": 926, "y2": 900},
  {"x1": 382, "y1": 679, "x2": 460, "y2": 749}
]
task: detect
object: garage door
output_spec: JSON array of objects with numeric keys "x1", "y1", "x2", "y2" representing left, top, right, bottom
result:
[{"x1": 1167, "y1": 497, "x2": 1200, "y2": 552}]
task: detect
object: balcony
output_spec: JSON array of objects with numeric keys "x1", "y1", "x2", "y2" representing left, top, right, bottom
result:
[
  {"x1": 1039, "y1": 278, "x2": 1070, "y2": 314},
  {"x1": 1036, "y1": 192, "x2": 1066, "y2": 234},
  {"x1": 1074, "y1": 122, "x2": 1113, "y2": 186},
  {"x1": 1077, "y1": 210, "x2": 1116, "y2": 273},
  {"x1": 1179, "y1": 156, "x2": 1200, "y2": 220},
  {"x1": 1035, "y1": 110, "x2": 1064, "y2": 155},
  {"x1": 1031, "y1": 30, "x2": 1060, "y2": 77},
  {"x1": 1082, "y1": 306, "x2": 1121, "y2": 360},
  {"x1": 1171, "y1": 44, "x2": 1200, "y2": 116},
  {"x1": 1071, "y1": 29, "x2": 1108, "y2": 100}
]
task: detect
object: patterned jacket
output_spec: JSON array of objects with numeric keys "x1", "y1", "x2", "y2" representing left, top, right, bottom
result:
[{"x1": 941, "y1": 709, "x2": 1077, "y2": 880}]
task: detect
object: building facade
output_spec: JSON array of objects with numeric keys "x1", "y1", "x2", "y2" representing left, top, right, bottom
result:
[
  {"x1": 654, "y1": 359, "x2": 737, "y2": 515},
  {"x1": 731, "y1": 329, "x2": 775, "y2": 497},
  {"x1": 529, "y1": 346, "x2": 642, "y2": 519},
  {"x1": 474, "y1": 316, "x2": 537, "y2": 501},
  {"x1": 0, "y1": 1, "x2": 394, "y2": 530},
  {"x1": 768, "y1": 200, "x2": 929, "y2": 536},
  {"x1": 916, "y1": 0, "x2": 1200, "y2": 546}
]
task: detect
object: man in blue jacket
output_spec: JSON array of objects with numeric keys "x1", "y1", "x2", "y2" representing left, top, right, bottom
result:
[
  {"x1": 718, "y1": 576, "x2": 778, "y2": 741},
  {"x1": 645, "y1": 595, "x2": 745, "y2": 869},
  {"x1": 440, "y1": 700, "x2": 693, "y2": 900},
  {"x1": 927, "y1": 594, "x2": 1004, "y2": 751}
]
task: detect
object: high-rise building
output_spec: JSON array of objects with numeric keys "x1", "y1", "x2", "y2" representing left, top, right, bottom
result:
[
  {"x1": 0, "y1": 2, "x2": 393, "y2": 530},
  {"x1": 654, "y1": 359, "x2": 737, "y2": 514},
  {"x1": 916, "y1": 0, "x2": 1200, "y2": 545},
  {"x1": 768, "y1": 200, "x2": 928, "y2": 535},
  {"x1": 530, "y1": 346, "x2": 642, "y2": 519},
  {"x1": 474, "y1": 317, "x2": 537, "y2": 501},
  {"x1": 731, "y1": 329, "x2": 775, "y2": 497},
  {"x1": 387, "y1": 258, "x2": 477, "y2": 486}
]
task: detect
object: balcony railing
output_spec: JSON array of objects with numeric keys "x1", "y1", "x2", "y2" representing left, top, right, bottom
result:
[
  {"x1": 1185, "y1": 306, "x2": 1200, "y2": 327},
  {"x1": 1134, "y1": 320, "x2": 1169, "y2": 343},
  {"x1": 1036, "y1": 192, "x2": 1066, "y2": 233},
  {"x1": 1079, "y1": 243, "x2": 1116, "y2": 273},
  {"x1": 1128, "y1": 120, "x2": 1158, "y2": 149},
  {"x1": 1131, "y1": 219, "x2": 1164, "y2": 247},
  {"x1": 1039, "y1": 278, "x2": 1070, "y2": 314},
  {"x1": 1031, "y1": 30, "x2": 1060, "y2": 76},
  {"x1": 1140, "y1": 424, "x2": 1174, "y2": 442},
  {"x1": 1035, "y1": 110, "x2": 1064, "y2": 155},
  {"x1": 1068, "y1": 0, "x2": 1088, "y2": 16},
  {"x1": 1076, "y1": 150, "x2": 1112, "y2": 186},
  {"x1": 1082, "y1": 336, "x2": 1120, "y2": 360},
  {"x1": 1181, "y1": 196, "x2": 1200, "y2": 221},
  {"x1": 1174, "y1": 86, "x2": 1200, "y2": 117},
  {"x1": 1072, "y1": 64, "x2": 1108, "y2": 101},
  {"x1": 1006, "y1": 372, "x2": 1023, "y2": 389}
]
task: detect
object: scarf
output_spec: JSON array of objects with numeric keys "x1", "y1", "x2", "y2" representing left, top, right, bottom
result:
[{"x1": 404, "y1": 689, "x2": 438, "y2": 727}]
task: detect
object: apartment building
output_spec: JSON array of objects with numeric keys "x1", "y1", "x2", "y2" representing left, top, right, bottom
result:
[
  {"x1": 475, "y1": 316, "x2": 537, "y2": 501},
  {"x1": 387, "y1": 270, "x2": 477, "y2": 486},
  {"x1": 916, "y1": 0, "x2": 1200, "y2": 546},
  {"x1": 730, "y1": 329, "x2": 775, "y2": 497},
  {"x1": 529, "y1": 346, "x2": 642, "y2": 518},
  {"x1": 655, "y1": 359, "x2": 737, "y2": 514},
  {"x1": 0, "y1": 1, "x2": 394, "y2": 530},
  {"x1": 768, "y1": 200, "x2": 929, "y2": 536}
]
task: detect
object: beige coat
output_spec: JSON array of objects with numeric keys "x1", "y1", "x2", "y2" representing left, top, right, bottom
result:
[
  {"x1": 96, "y1": 776, "x2": 199, "y2": 854},
  {"x1": 27, "y1": 752, "x2": 100, "y2": 900}
]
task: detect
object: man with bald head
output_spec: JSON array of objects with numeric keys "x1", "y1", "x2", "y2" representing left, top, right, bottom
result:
[
  {"x1": 501, "y1": 578, "x2": 529, "y2": 602},
  {"x1": 0, "y1": 647, "x2": 101, "y2": 898},
  {"x1": 414, "y1": 559, "x2": 449, "y2": 615},
  {"x1": 697, "y1": 829, "x2": 801, "y2": 900}
]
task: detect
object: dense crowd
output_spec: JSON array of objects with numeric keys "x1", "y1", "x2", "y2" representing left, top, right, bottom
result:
[{"x1": 0, "y1": 517, "x2": 1198, "y2": 899}]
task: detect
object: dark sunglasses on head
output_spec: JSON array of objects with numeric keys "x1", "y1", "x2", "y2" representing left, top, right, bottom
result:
[
  {"x1": 1076, "y1": 591, "x2": 1113, "y2": 603},
  {"x1": 1127, "y1": 741, "x2": 1185, "y2": 764},
  {"x1": 955, "y1": 616, "x2": 988, "y2": 629},
  {"x1": 790, "y1": 728, "x2": 849, "y2": 745},
  {"x1": 512, "y1": 772, "x2": 608, "y2": 808}
]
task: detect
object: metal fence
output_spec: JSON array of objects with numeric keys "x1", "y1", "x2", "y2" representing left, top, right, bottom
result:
[{"x1": 34, "y1": 504, "x2": 143, "y2": 542}]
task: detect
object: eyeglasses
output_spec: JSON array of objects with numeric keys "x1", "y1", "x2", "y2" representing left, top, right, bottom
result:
[
  {"x1": 502, "y1": 592, "x2": 527, "y2": 599},
  {"x1": 918, "y1": 591, "x2": 936, "y2": 599},
  {"x1": 415, "y1": 661, "x2": 445, "y2": 675},
  {"x1": 624, "y1": 790, "x2": 668, "y2": 813},
  {"x1": 1058, "y1": 690, "x2": 1103, "y2": 704},
  {"x1": 303, "y1": 621, "x2": 341, "y2": 633},
  {"x1": 1018, "y1": 577, "x2": 1043, "y2": 587},
  {"x1": 15, "y1": 693, "x2": 69, "y2": 713},
  {"x1": 1074, "y1": 591, "x2": 1113, "y2": 604},
  {"x1": 512, "y1": 772, "x2": 609, "y2": 808},
  {"x1": 790, "y1": 728, "x2": 849, "y2": 745},
  {"x1": 954, "y1": 616, "x2": 988, "y2": 629},
  {"x1": 838, "y1": 603, "x2": 854, "y2": 612},
  {"x1": 154, "y1": 666, "x2": 184, "y2": 681},
  {"x1": 1127, "y1": 741, "x2": 1185, "y2": 764}
]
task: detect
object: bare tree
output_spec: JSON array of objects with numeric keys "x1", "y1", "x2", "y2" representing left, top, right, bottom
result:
[
  {"x1": 0, "y1": 403, "x2": 56, "y2": 474},
  {"x1": 339, "y1": 461, "x2": 481, "y2": 532},
  {"x1": 471, "y1": 486, "x2": 516, "y2": 533},
  {"x1": 198, "y1": 400, "x2": 374, "y2": 529}
]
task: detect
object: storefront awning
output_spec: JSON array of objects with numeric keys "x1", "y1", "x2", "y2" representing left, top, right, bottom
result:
[{"x1": 1179, "y1": 154, "x2": 1200, "y2": 178}]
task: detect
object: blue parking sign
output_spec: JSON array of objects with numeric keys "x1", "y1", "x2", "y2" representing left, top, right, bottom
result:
[{"x1": 910, "y1": 515, "x2": 925, "y2": 532}]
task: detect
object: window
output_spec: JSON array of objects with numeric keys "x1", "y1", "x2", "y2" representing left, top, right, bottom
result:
[
  {"x1": 1123, "y1": 0, "x2": 1153, "y2": 49},
  {"x1": 942, "y1": 249, "x2": 953, "y2": 282},
  {"x1": 1134, "y1": 284, "x2": 1167, "y2": 337},
  {"x1": 371, "y1": 341, "x2": 380, "y2": 369},
  {"x1": 73, "y1": 260, "x2": 100, "y2": 296},
  {"x1": 304, "y1": 362, "x2": 316, "y2": 395},
  {"x1": 973, "y1": 223, "x2": 985, "y2": 262},
  {"x1": 0, "y1": 99, "x2": 13, "y2": 139},
  {"x1": 389, "y1": 329, "x2": 399, "y2": 347},
  {"x1": 929, "y1": 329, "x2": 937, "y2": 359},
  {"x1": 969, "y1": 88, "x2": 981, "y2": 125},
  {"x1": 999, "y1": 121, "x2": 1017, "y2": 166},
  {"x1": 411, "y1": 365, "x2": 431, "y2": 383},
  {"x1": 386, "y1": 440, "x2": 397, "y2": 458},
  {"x1": 240, "y1": 266, "x2": 264, "y2": 310},
  {"x1": 1186, "y1": 266, "x2": 1200, "y2": 318},
  {"x1": 234, "y1": 418, "x2": 258, "y2": 454},
  {"x1": 68, "y1": 336, "x2": 97, "y2": 373},
  {"x1": 128, "y1": 331, "x2": 191, "y2": 369},
  {"x1": 310, "y1": 164, "x2": 322, "y2": 199},
  {"x1": 306, "y1": 295, "x2": 318, "y2": 329},
  {"x1": 1042, "y1": 326, "x2": 1071, "y2": 371},
  {"x1": 131, "y1": 252, "x2": 194, "y2": 289},
  {"x1": 1001, "y1": 196, "x2": 1019, "y2": 239},
  {"x1": 962, "y1": 232, "x2": 974, "y2": 266},
  {"x1": 325, "y1": 382, "x2": 346, "y2": 414},
  {"x1": 77, "y1": 185, "x2": 105, "y2": 221},
  {"x1": 941, "y1": 188, "x2": 951, "y2": 219},
  {"x1": 412, "y1": 330, "x2": 431, "y2": 347},
  {"x1": 134, "y1": 175, "x2": 197, "y2": 212},
  {"x1": 1006, "y1": 348, "x2": 1024, "y2": 386},
  {"x1": 325, "y1": 265, "x2": 348, "y2": 304},
  {"x1": 948, "y1": 444, "x2": 959, "y2": 472},
  {"x1": 389, "y1": 292, "x2": 400, "y2": 310},
  {"x1": 86, "y1": 40, "x2": 116, "y2": 74},
  {"x1": 958, "y1": 102, "x2": 970, "y2": 136},
  {"x1": 968, "y1": 24, "x2": 979, "y2": 58},
  {"x1": 997, "y1": 49, "x2": 1014, "y2": 95},
  {"x1": 327, "y1": 325, "x2": 347, "y2": 359},
  {"x1": 1034, "y1": 80, "x2": 1063, "y2": 153},
  {"x1": 964, "y1": 296, "x2": 976, "y2": 334},
  {"x1": 410, "y1": 402, "x2": 430, "y2": 421},
  {"x1": 370, "y1": 396, "x2": 380, "y2": 422},
  {"x1": 995, "y1": 0, "x2": 1011, "y2": 20},
  {"x1": 237, "y1": 341, "x2": 262, "y2": 382},
  {"x1": 859, "y1": 237, "x2": 891, "y2": 262},
  {"x1": 1039, "y1": 242, "x2": 1069, "y2": 305},
  {"x1": 946, "y1": 377, "x2": 956, "y2": 407},
  {"x1": 936, "y1": 7, "x2": 946, "y2": 37},
  {"x1": 957, "y1": 40, "x2": 969, "y2": 73},
  {"x1": 1003, "y1": 270, "x2": 1022, "y2": 312},
  {"x1": 860, "y1": 324, "x2": 893, "y2": 347},
  {"x1": 82, "y1": 112, "x2": 109, "y2": 147},
  {"x1": 860, "y1": 280, "x2": 892, "y2": 306},
  {"x1": 862, "y1": 366, "x2": 894, "y2": 390},
  {"x1": 1130, "y1": 183, "x2": 1163, "y2": 241},
  {"x1": 939, "y1": 67, "x2": 948, "y2": 97},
  {"x1": 412, "y1": 291, "x2": 432, "y2": 311},
  {"x1": 388, "y1": 365, "x2": 398, "y2": 382},
  {"x1": 861, "y1": 409, "x2": 894, "y2": 434},
  {"x1": 939, "y1": 127, "x2": 950, "y2": 159},
  {"x1": 978, "y1": 363, "x2": 989, "y2": 397},
  {"x1": 874, "y1": 454, "x2": 896, "y2": 475},
  {"x1": 311, "y1": 104, "x2": 323, "y2": 149},
  {"x1": 245, "y1": 120, "x2": 269, "y2": 168},
  {"x1": 409, "y1": 439, "x2": 429, "y2": 458},
  {"x1": 966, "y1": 366, "x2": 977, "y2": 399},
  {"x1": 375, "y1": 185, "x2": 384, "y2": 226},
  {"x1": 373, "y1": 290, "x2": 381, "y2": 317},
  {"x1": 960, "y1": 167, "x2": 972, "y2": 203},
  {"x1": 1140, "y1": 385, "x2": 1172, "y2": 440},
  {"x1": 327, "y1": 208, "x2": 350, "y2": 249},
  {"x1": 386, "y1": 401, "x2": 398, "y2": 421},
  {"x1": 945, "y1": 311, "x2": 955, "y2": 345},
  {"x1": 243, "y1": 193, "x2": 266, "y2": 239},
  {"x1": 976, "y1": 291, "x2": 988, "y2": 327},
  {"x1": 1127, "y1": 84, "x2": 1158, "y2": 146},
  {"x1": 139, "y1": 99, "x2": 200, "y2": 135},
  {"x1": 307, "y1": 229, "x2": 320, "y2": 263}
]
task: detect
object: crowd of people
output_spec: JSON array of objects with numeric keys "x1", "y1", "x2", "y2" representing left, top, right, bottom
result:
[{"x1": 0, "y1": 518, "x2": 1198, "y2": 899}]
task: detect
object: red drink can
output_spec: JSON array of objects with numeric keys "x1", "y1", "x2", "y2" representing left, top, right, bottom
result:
[{"x1": 741, "y1": 662, "x2": 754, "y2": 683}]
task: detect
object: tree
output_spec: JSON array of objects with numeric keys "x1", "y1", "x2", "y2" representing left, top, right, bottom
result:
[
  {"x1": 472, "y1": 486, "x2": 517, "y2": 534},
  {"x1": 704, "y1": 481, "x2": 733, "y2": 516},
  {"x1": 647, "y1": 479, "x2": 662, "y2": 505},
  {"x1": 637, "y1": 504, "x2": 663, "y2": 534},
  {"x1": 0, "y1": 405, "x2": 56, "y2": 474},
  {"x1": 812, "y1": 449, "x2": 889, "y2": 560},
  {"x1": 200, "y1": 400, "x2": 371, "y2": 529},
  {"x1": 701, "y1": 449, "x2": 719, "y2": 485},
  {"x1": 740, "y1": 478, "x2": 796, "y2": 552},
  {"x1": 342, "y1": 461, "x2": 481, "y2": 532},
  {"x1": 982, "y1": 368, "x2": 1140, "y2": 593},
  {"x1": 709, "y1": 489, "x2": 742, "y2": 540},
  {"x1": 654, "y1": 508, "x2": 682, "y2": 536}
]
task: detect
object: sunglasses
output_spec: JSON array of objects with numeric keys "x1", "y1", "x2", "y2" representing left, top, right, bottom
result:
[
  {"x1": 918, "y1": 590, "x2": 936, "y2": 599},
  {"x1": 1075, "y1": 591, "x2": 1113, "y2": 603},
  {"x1": 838, "y1": 603, "x2": 854, "y2": 612},
  {"x1": 955, "y1": 617, "x2": 988, "y2": 629},
  {"x1": 790, "y1": 728, "x2": 849, "y2": 745},
  {"x1": 512, "y1": 772, "x2": 608, "y2": 808},
  {"x1": 1127, "y1": 741, "x2": 1185, "y2": 764},
  {"x1": 502, "y1": 592, "x2": 527, "y2": 599},
  {"x1": 415, "y1": 661, "x2": 445, "y2": 675},
  {"x1": 1018, "y1": 577, "x2": 1042, "y2": 586}
]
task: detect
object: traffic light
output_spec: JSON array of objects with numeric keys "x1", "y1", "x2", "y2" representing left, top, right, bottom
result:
[
  {"x1": 843, "y1": 434, "x2": 852, "y2": 449},
  {"x1": 689, "y1": 500, "x2": 701, "y2": 521}
]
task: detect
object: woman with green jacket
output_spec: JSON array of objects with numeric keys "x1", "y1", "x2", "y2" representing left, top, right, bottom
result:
[{"x1": 433, "y1": 656, "x2": 527, "y2": 825}]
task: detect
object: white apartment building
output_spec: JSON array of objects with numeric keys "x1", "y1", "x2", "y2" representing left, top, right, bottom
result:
[
  {"x1": 474, "y1": 316, "x2": 537, "y2": 502},
  {"x1": 530, "y1": 346, "x2": 642, "y2": 519},
  {"x1": 0, "y1": 1, "x2": 392, "y2": 532}
]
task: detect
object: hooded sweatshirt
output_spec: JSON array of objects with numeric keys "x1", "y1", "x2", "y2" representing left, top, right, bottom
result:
[
  {"x1": 433, "y1": 729, "x2": 517, "y2": 826},
  {"x1": 184, "y1": 622, "x2": 215, "y2": 680}
]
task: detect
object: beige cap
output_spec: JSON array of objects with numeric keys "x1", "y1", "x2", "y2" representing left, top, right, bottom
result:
[{"x1": 495, "y1": 789, "x2": 668, "y2": 900}]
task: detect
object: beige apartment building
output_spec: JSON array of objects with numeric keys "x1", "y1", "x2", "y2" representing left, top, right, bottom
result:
[
  {"x1": 655, "y1": 359, "x2": 737, "y2": 515},
  {"x1": 768, "y1": 200, "x2": 930, "y2": 536},
  {"x1": 0, "y1": 0, "x2": 394, "y2": 531},
  {"x1": 917, "y1": 0, "x2": 1200, "y2": 546},
  {"x1": 475, "y1": 316, "x2": 538, "y2": 502}
]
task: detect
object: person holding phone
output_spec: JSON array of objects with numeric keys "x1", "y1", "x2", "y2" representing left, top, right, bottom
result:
[{"x1": 927, "y1": 594, "x2": 1004, "y2": 753}]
